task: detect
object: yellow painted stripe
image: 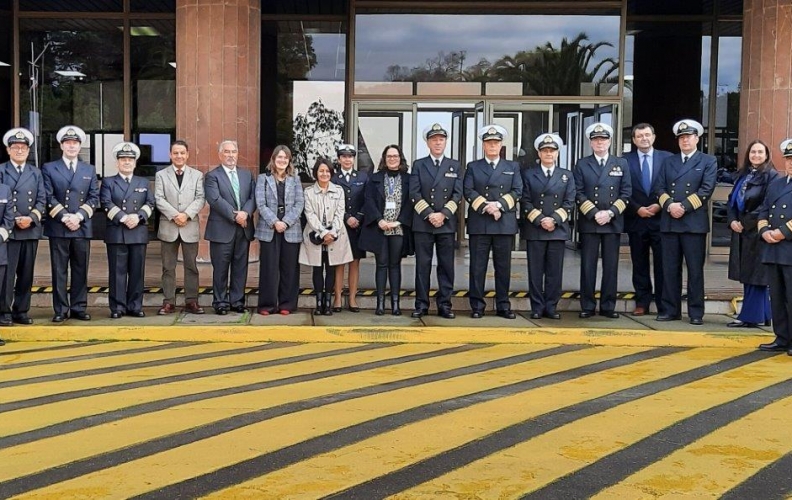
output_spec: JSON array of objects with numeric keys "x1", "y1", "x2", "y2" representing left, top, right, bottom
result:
[{"x1": 0, "y1": 341, "x2": 170, "y2": 367}]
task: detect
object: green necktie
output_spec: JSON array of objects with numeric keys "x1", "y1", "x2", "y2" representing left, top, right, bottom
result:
[{"x1": 230, "y1": 169, "x2": 241, "y2": 208}]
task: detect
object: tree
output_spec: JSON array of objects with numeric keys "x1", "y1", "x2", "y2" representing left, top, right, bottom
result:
[{"x1": 292, "y1": 98, "x2": 344, "y2": 179}]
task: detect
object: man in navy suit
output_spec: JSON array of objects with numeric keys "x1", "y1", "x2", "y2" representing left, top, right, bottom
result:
[
  {"x1": 204, "y1": 139, "x2": 256, "y2": 315},
  {"x1": 654, "y1": 119, "x2": 718, "y2": 325},
  {"x1": 100, "y1": 142, "x2": 154, "y2": 318},
  {"x1": 624, "y1": 123, "x2": 672, "y2": 317},
  {"x1": 42, "y1": 125, "x2": 100, "y2": 323},
  {"x1": 574, "y1": 122, "x2": 631, "y2": 319},
  {"x1": 0, "y1": 128, "x2": 45, "y2": 326},
  {"x1": 0, "y1": 181, "x2": 15, "y2": 343},
  {"x1": 464, "y1": 124, "x2": 522, "y2": 319},
  {"x1": 757, "y1": 139, "x2": 792, "y2": 354},
  {"x1": 409, "y1": 123, "x2": 463, "y2": 319}
]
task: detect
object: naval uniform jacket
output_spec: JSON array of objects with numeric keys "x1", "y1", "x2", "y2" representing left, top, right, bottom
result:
[
  {"x1": 655, "y1": 151, "x2": 718, "y2": 233},
  {"x1": 100, "y1": 174, "x2": 154, "y2": 245},
  {"x1": 758, "y1": 176, "x2": 792, "y2": 266},
  {"x1": 0, "y1": 184, "x2": 15, "y2": 265},
  {"x1": 332, "y1": 168, "x2": 367, "y2": 224},
  {"x1": 520, "y1": 166, "x2": 575, "y2": 241},
  {"x1": 0, "y1": 161, "x2": 46, "y2": 240},
  {"x1": 573, "y1": 155, "x2": 631, "y2": 233},
  {"x1": 409, "y1": 156, "x2": 463, "y2": 234},
  {"x1": 463, "y1": 158, "x2": 523, "y2": 235},
  {"x1": 42, "y1": 159, "x2": 100, "y2": 239}
]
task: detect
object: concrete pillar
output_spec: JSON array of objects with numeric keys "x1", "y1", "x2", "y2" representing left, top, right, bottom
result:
[
  {"x1": 175, "y1": 0, "x2": 261, "y2": 259},
  {"x1": 740, "y1": 0, "x2": 792, "y2": 165}
]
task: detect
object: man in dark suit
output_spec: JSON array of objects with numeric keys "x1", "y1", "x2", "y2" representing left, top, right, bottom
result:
[
  {"x1": 100, "y1": 142, "x2": 154, "y2": 318},
  {"x1": 574, "y1": 122, "x2": 631, "y2": 319},
  {"x1": 409, "y1": 123, "x2": 463, "y2": 319},
  {"x1": 0, "y1": 181, "x2": 15, "y2": 343},
  {"x1": 757, "y1": 139, "x2": 792, "y2": 354},
  {"x1": 0, "y1": 128, "x2": 45, "y2": 326},
  {"x1": 204, "y1": 139, "x2": 256, "y2": 315},
  {"x1": 654, "y1": 119, "x2": 718, "y2": 325},
  {"x1": 42, "y1": 125, "x2": 100, "y2": 323},
  {"x1": 464, "y1": 124, "x2": 522, "y2": 319},
  {"x1": 521, "y1": 133, "x2": 575, "y2": 320},
  {"x1": 624, "y1": 123, "x2": 672, "y2": 317}
]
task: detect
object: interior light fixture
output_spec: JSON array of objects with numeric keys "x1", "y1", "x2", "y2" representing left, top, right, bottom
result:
[
  {"x1": 55, "y1": 70, "x2": 87, "y2": 77},
  {"x1": 118, "y1": 26, "x2": 161, "y2": 36},
  {"x1": 168, "y1": 62, "x2": 176, "y2": 68},
  {"x1": 0, "y1": 61, "x2": 9, "y2": 67}
]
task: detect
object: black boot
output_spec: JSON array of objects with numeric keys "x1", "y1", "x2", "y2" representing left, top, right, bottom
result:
[
  {"x1": 324, "y1": 293, "x2": 333, "y2": 316},
  {"x1": 391, "y1": 295, "x2": 401, "y2": 316},
  {"x1": 390, "y1": 266, "x2": 402, "y2": 316},
  {"x1": 375, "y1": 294, "x2": 385, "y2": 316},
  {"x1": 314, "y1": 292, "x2": 324, "y2": 315}
]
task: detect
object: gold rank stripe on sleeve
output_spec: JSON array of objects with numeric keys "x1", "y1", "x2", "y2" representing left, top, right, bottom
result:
[
  {"x1": 141, "y1": 205, "x2": 153, "y2": 218},
  {"x1": 414, "y1": 199, "x2": 430, "y2": 214},
  {"x1": 658, "y1": 193, "x2": 671, "y2": 206},
  {"x1": 579, "y1": 200, "x2": 596, "y2": 215},
  {"x1": 554, "y1": 208, "x2": 568, "y2": 222},
  {"x1": 106, "y1": 206, "x2": 121, "y2": 220},
  {"x1": 757, "y1": 220, "x2": 769, "y2": 230},
  {"x1": 501, "y1": 194, "x2": 515, "y2": 210},
  {"x1": 686, "y1": 194, "x2": 703, "y2": 210},
  {"x1": 0, "y1": 227, "x2": 8, "y2": 241},
  {"x1": 444, "y1": 200, "x2": 458, "y2": 213},
  {"x1": 80, "y1": 204, "x2": 94, "y2": 218},
  {"x1": 613, "y1": 200, "x2": 627, "y2": 214},
  {"x1": 471, "y1": 196, "x2": 487, "y2": 212},
  {"x1": 527, "y1": 209, "x2": 542, "y2": 223},
  {"x1": 31, "y1": 209, "x2": 42, "y2": 221},
  {"x1": 48, "y1": 203, "x2": 64, "y2": 218},
  {"x1": 786, "y1": 220, "x2": 792, "y2": 233}
]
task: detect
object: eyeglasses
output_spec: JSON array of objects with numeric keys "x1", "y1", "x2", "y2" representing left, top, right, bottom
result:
[
  {"x1": 385, "y1": 155, "x2": 401, "y2": 159},
  {"x1": 8, "y1": 146, "x2": 29, "y2": 152}
]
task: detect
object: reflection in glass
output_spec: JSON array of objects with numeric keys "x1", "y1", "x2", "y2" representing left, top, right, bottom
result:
[{"x1": 355, "y1": 14, "x2": 620, "y2": 96}]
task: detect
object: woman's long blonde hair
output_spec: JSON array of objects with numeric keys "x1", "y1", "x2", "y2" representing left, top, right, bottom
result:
[{"x1": 266, "y1": 145, "x2": 295, "y2": 178}]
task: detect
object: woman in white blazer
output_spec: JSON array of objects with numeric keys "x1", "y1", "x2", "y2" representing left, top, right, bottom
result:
[{"x1": 299, "y1": 158, "x2": 353, "y2": 315}]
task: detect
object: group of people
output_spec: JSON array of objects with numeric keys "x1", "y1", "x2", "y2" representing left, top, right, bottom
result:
[{"x1": 0, "y1": 119, "x2": 791, "y2": 357}]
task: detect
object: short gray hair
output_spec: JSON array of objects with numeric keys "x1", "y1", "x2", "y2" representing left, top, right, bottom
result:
[{"x1": 218, "y1": 140, "x2": 238, "y2": 153}]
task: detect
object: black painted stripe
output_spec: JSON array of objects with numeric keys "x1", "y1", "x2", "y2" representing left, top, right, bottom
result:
[
  {"x1": 131, "y1": 347, "x2": 682, "y2": 500},
  {"x1": 525, "y1": 367, "x2": 792, "y2": 499},
  {"x1": 0, "y1": 343, "x2": 497, "y2": 497},
  {"x1": 721, "y1": 451, "x2": 792, "y2": 500},
  {"x1": 327, "y1": 350, "x2": 768, "y2": 500},
  {"x1": 0, "y1": 342, "x2": 294, "y2": 389},
  {"x1": 0, "y1": 343, "x2": 386, "y2": 414},
  {"x1": 0, "y1": 341, "x2": 107, "y2": 357},
  {"x1": 0, "y1": 342, "x2": 202, "y2": 370}
]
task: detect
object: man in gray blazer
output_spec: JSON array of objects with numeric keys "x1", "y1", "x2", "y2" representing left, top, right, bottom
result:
[
  {"x1": 154, "y1": 140, "x2": 206, "y2": 315},
  {"x1": 204, "y1": 140, "x2": 256, "y2": 314}
]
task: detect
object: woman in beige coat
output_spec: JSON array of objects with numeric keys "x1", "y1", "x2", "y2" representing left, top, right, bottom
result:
[{"x1": 300, "y1": 158, "x2": 353, "y2": 314}]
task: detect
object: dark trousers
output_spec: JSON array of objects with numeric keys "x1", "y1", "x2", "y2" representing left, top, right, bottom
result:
[
  {"x1": 579, "y1": 232, "x2": 620, "y2": 313},
  {"x1": 374, "y1": 235, "x2": 403, "y2": 298},
  {"x1": 766, "y1": 264, "x2": 792, "y2": 346},
  {"x1": 527, "y1": 240, "x2": 565, "y2": 315},
  {"x1": 1, "y1": 239, "x2": 38, "y2": 316},
  {"x1": 258, "y1": 233, "x2": 300, "y2": 312},
  {"x1": 660, "y1": 232, "x2": 706, "y2": 319},
  {"x1": 469, "y1": 234, "x2": 513, "y2": 312},
  {"x1": 49, "y1": 237, "x2": 90, "y2": 315},
  {"x1": 209, "y1": 226, "x2": 250, "y2": 309},
  {"x1": 413, "y1": 232, "x2": 455, "y2": 311},
  {"x1": 160, "y1": 238, "x2": 199, "y2": 303},
  {"x1": 107, "y1": 243, "x2": 146, "y2": 314},
  {"x1": 628, "y1": 227, "x2": 664, "y2": 314},
  {"x1": 312, "y1": 249, "x2": 335, "y2": 293}
]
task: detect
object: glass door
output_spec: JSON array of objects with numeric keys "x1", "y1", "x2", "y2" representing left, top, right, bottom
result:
[{"x1": 352, "y1": 101, "x2": 415, "y2": 172}]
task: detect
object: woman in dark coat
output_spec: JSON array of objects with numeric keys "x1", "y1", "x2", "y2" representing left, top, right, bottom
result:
[
  {"x1": 358, "y1": 145, "x2": 413, "y2": 315},
  {"x1": 727, "y1": 139, "x2": 778, "y2": 327}
]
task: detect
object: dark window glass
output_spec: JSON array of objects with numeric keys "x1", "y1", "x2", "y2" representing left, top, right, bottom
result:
[
  {"x1": 354, "y1": 14, "x2": 620, "y2": 97},
  {"x1": 628, "y1": 0, "x2": 713, "y2": 15},
  {"x1": 719, "y1": 0, "x2": 743, "y2": 15},
  {"x1": 19, "y1": 18, "x2": 123, "y2": 175},
  {"x1": 0, "y1": 7, "x2": 11, "y2": 162},
  {"x1": 130, "y1": 0, "x2": 176, "y2": 13},
  {"x1": 0, "y1": 0, "x2": 10, "y2": 10},
  {"x1": 19, "y1": 0, "x2": 122, "y2": 12},
  {"x1": 261, "y1": 20, "x2": 347, "y2": 178},
  {"x1": 261, "y1": 0, "x2": 346, "y2": 15}
]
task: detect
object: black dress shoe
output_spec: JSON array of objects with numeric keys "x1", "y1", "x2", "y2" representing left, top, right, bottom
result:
[
  {"x1": 439, "y1": 309, "x2": 456, "y2": 319},
  {"x1": 579, "y1": 311, "x2": 593, "y2": 319},
  {"x1": 215, "y1": 308, "x2": 228, "y2": 315},
  {"x1": 127, "y1": 311, "x2": 146, "y2": 318},
  {"x1": 727, "y1": 320, "x2": 757, "y2": 328},
  {"x1": 759, "y1": 341, "x2": 789, "y2": 352},
  {"x1": 72, "y1": 312, "x2": 91, "y2": 321},
  {"x1": 689, "y1": 318, "x2": 703, "y2": 325},
  {"x1": 0, "y1": 338, "x2": 5, "y2": 346},
  {"x1": 332, "y1": 306, "x2": 343, "y2": 313},
  {"x1": 497, "y1": 310, "x2": 517, "y2": 319},
  {"x1": 411, "y1": 309, "x2": 428, "y2": 318},
  {"x1": 544, "y1": 312, "x2": 561, "y2": 320},
  {"x1": 0, "y1": 317, "x2": 11, "y2": 327},
  {"x1": 765, "y1": 319, "x2": 772, "y2": 327},
  {"x1": 110, "y1": 312, "x2": 123, "y2": 319},
  {"x1": 231, "y1": 306, "x2": 247, "y2": 314},
  {"x1": 12, "y1": 315, "x2": 33, "y2": 325},
  {"x1": 348, "y1": 305, "x2": 360, "y2": 313},
  {"x1": 471, "y1": 311, "x2": 483, "y2": 319},
  {"x1": 656, "y1": 314, "x2": 681, "y2": 322},
  {"x1": 52, "y1": 314, "x2": 67, "y2": 323},
  {"x1": 530, "y1": 312, "x2": 542, "y2": 320},
  {"x1": 600, "y1": 311, "x2": 620, "y2": 319}
]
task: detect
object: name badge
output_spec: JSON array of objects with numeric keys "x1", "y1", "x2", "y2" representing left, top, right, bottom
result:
[
  {"x1": 445, "y1": 172, "x2": 457, "y2": 178},
  {"x1": 135, "y1": 188, "x2": 147, "y2": 192},
  {"x1": 385, "y1": 201, "x2": 396, "y2": 210},
  {"x1": 83, "y1": 176, "x2": 92, "y2": 180},
  {"x1": 504, "y1": 171, "x2": 514, "y2": 175},
  {"x1": 609, "y1": 171, "x2": 623, "y2": 177}
]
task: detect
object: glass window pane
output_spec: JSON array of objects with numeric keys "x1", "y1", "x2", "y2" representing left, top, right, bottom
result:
[
  {"x1": 0, "y1": 7, "x2": 11, "y2": 159},
  {"x1": 261, "y1": 0, "x2": 346, "y2": 15},
  {"x1": 354, "y1": 14, "x2": 620, "y2": 97},
  {"x1": 628, "y1": 0, "x2": 713, "y2": 15},
  {"x1": 19, "y1": 0, "x2": 122, "y2": 12},
  {"x1": 131, "y1": 0, "x2": 175, "y2": 13}
]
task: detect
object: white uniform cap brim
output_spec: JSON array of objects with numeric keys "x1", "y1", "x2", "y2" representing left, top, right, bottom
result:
[
  {"x1": 534, "y1": 133, "x2": 563, "y2": 151},
  {"x1": 3, "y1": 128, "x2": 34, "y2": 147},
  {"x1": 780, "y1": 139, "x2": 792, "y2": 156},
  {"x1": 585, "y1": 123, "x2": 613, "y2": 138},
  {"x1": 56, "y1": 125, "x2": 86, "y2": 143},
  {"x1": 478, "y1": 124, "x2": 508, "y2": 140},
  {"x1": 673, "y1": 119, "x2": 704, "y2": 136},
  {"x1": 423, "y1": 124, "x2": 448, "y2": 139},
  {"x1": 112, "y1": 142, "x2": 141, "y2": 160}
]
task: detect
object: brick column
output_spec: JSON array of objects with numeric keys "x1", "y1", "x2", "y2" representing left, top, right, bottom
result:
[
  {"x1": 176, "y1": 0, "x2": 261, "y2": 260},
  {"x1": 740, "y1": 0, "x2": 792, "y2": 166}
]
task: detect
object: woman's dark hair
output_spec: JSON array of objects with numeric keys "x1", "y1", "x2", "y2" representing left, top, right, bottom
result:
[
  {"x1": 312, "y1": 156, "x2": 334, "y2": 180},
  {"x1": 377, "y1": 144, "x2": 408, "y2": 173},
  {"x1": 739, "y1": 139, "x2": 774, "y2": 174}
]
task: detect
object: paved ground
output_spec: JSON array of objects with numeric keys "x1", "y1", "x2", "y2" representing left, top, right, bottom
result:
[{"x1": 1, "y1": 325, "x2": 790, "y2": 499}]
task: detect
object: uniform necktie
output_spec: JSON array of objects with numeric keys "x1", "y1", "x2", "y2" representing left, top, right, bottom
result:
[
  {"x1": 17, "y1": 165, "x2": 23, "y2": 175},
  {"x1": 230, "y1": 169, "x2": 241, "y2": 208},
  {"x1": 641, "y1": 154, "x2": 651, "y2": 192},
  {"x1": 435, "y1": 159, "x2": 440, "y2": 168},
  {"x1": 489, "y1": 162, "x2": 495, "y2": 169},
  {"x1": 345, "y1": 173, "x2": 350, "y2": 183},
  {"x1": 124, "y1": 176, "x2": 130, "y2": 184},
  {"x1": 683, "y1": 156, "x2": 688, "y2": 164},
  {"x1": 600, "y1": 158, "x2": 605, "y2": 167},
  {"x1": 546, "y1": 169, "x2": 551, "y2": 179},
  {"x1": 69, "y1": 161, "x2": 75, "y2": 172}
]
